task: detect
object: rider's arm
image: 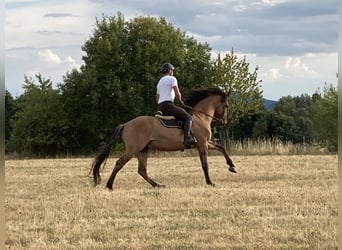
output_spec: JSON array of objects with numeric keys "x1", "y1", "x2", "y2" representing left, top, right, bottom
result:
[{"x1": 173, "y1": 85, "x2": 184, "y2": 106}]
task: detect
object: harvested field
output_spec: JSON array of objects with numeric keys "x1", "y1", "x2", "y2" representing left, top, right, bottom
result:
[{"x1": 5, "y1": 155, "x2": 338, "y2": 249}]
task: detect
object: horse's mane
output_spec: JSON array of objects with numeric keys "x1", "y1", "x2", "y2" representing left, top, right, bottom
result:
[{"x1": 184, "y1": 87, "x2": 227, "y2": 110}]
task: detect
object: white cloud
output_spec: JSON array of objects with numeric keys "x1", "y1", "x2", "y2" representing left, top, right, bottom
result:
[
  {"x1": 232, "y1": 3, "x2": 247, "y2": 12},
  {"x1": 36, "y1": 49, "x2": 81, "y2": 69},
  {"x1": 38, "y1": 49, "x2": 62, "y2": 64},
  {"x1": 284, "y1": 57, "x2": 317, "y2": 77},
  {"x1": 261, "y1": 0, "x2": 287, "y2": 5},
  {"x1": 5, "y1": 0, "x2": 98, "y2": 49},
  {"x1": 247, "y1": 52, "x2": 337, "y2": 99},
  {"x1": 268, "y1": 67, "x2": 281, "y2": 79},
  {"x1": 4, "y1": 0, "x2": 338, "y2": 100},
  {"x1": 65, "y1": 55, "x2": 82, "y2": 70}
]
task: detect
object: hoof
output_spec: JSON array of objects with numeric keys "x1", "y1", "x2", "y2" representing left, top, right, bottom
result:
[
  {"x1": 106, "y1": 184, "x2": 113, "y2": 191},
  {"x1": 153, "y1": 183, "x2": 166, "y2": 188},
  {"x1": 229, "y1": 167, "x2": 237, "y2": 173}
]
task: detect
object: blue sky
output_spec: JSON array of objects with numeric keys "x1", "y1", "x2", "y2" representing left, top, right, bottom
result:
[{"x1": 5, "y1": 0, "x2": 338, "y2": 100}]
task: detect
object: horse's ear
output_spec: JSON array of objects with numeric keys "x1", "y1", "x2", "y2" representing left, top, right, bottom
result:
[{"x1": 226, "y1": 88, "x2": 232, "y2": 97}]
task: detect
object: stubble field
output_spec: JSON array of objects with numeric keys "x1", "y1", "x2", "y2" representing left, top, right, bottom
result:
[{"x1": 5, "y1": 155, "x2": 337, "y2": 249}]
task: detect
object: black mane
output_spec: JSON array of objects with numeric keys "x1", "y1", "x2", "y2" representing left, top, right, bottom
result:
[{"x1": 184, "y1": 87, "x2": 227, "y2": 110}]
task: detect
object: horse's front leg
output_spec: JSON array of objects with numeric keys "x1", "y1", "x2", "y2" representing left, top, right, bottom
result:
[
  {"x1": 208, "y1": 141, "x2": 237, "y2": 173},
  {"x1": 198, "y1": 146, "x2": 214, "y2": 186}
]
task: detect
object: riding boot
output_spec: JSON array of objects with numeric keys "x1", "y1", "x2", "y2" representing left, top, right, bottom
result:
[{"x1": 182, "y1": 118, "x2": 197, "y2": 148}]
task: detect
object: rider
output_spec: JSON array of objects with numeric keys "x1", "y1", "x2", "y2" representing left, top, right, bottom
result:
[{"x1": 156, "y1": 63, "x2": 197, "y2": 148}]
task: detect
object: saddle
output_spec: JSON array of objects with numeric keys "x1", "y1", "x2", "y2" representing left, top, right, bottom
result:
[{"x1": 155, "y1": 111, "x2": 183, "y2": 128}]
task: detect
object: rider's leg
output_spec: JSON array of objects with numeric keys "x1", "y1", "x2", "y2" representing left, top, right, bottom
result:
[
  {"x1": 182, "y1": 116, "x2": 197, "y2": 148},
  {"x1": 157, "y1": 101, "x2": 197, "y2": 148}
]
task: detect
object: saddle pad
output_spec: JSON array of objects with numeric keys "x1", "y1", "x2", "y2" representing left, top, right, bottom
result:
[{"x1": 155, "y1": 115, "x2": 182, "y2": 128}]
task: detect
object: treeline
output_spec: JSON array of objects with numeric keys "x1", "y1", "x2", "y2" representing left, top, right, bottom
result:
[
  {"x1": 5, "y1": 13, "x2": 338, "y2": 156},
  {"x1": 227, "y1": 86, "x2": 337, "y2": 152}
]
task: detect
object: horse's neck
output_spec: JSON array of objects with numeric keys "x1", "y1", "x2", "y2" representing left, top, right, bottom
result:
[
  {"x1": 195, "y1": 100, "x2": 215, "y2": 114},
  {"x1": 192, "y1": 96, "x2": 216, "y2": 121}
]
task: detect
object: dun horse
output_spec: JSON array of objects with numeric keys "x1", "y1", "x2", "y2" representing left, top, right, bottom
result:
[{"x1": 91, "y1": 87, "x2": 237, "y2": 190}]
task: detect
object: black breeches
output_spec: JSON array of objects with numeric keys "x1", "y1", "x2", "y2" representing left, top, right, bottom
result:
[{"x1": 158, "y1": 101, "x2": 191, "y2": 122}]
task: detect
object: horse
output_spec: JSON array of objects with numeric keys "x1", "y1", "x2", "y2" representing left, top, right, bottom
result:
[{"x1": 91, "y1": 87, "x2": 237, "y2": 190}]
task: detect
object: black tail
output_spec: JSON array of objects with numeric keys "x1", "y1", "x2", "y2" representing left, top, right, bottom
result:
[{"x1": 91, "y1": 124, "x2": 124, "y2": 186}]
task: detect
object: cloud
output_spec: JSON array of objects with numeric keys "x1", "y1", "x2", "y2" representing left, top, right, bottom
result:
[
  {"x1": 5, "y1": 0, "x2": 39, "y2": 9},
  {"x1": 38, "y1": 49, "x2": 62, "y2": 64},
  {"x1": 156, "y1": 0, "x2": 335, "y2": 55},
  {"x1": 44, "y1": 13, "x2": 80, "y2": 18},
  {"x1": 5, "y1": 0, "x2": 338, "y2": 100},
  {"x1": 6, "y1": 0, "x2": 337, "y2": 56},
  {"x1": 268, "y1": 68, "x2": 281, "y2": 79},
  {"x1": 37, "y1": 49, "x2": 82, "y2": 69},
  {"x1": 65, "y1": 56, "x2": 81, "y2": 69},
  {"x1": 5, "y1": 0, "x2": 98, "y2": 50},
  {"x1": 285, "y1": 57, "x2": 317, "y2": 77}
]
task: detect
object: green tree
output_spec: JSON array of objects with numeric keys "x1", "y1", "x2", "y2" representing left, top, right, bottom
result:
[
  {"x1": 264, "y1": 112, "x2": 297, "y2": 142},
  {"x1": 210, "y1": 49, "x2": 263, "y2": 147},
  {"x1": 60, "y1": 13, "x2": 212, "y2": 152},
  {"x1": 8, "y1": 74, "x2": 66, "y2": 156},
  {"x1": 312, "y1": 84, "x2": 338, "y2": 151},
  {"x1": 5, "y1": 90, "x2": 16, "y2": 148},
  {"x1": 231, "y1": 110, "x2": 299, "y2": 143},
  {"x1": 273, "y1": 94, "x2": 314, "y2": 143},
  {"x1": 211, "y1": 49, "x2": 263, "y2": 123},
  {"x1": 229, "y1": 111, "x2": 272, "y2": 141}
]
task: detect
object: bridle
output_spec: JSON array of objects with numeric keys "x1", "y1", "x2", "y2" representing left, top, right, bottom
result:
[{"x1": 184, "y1": 102, "x2": 227, "y2": 124}]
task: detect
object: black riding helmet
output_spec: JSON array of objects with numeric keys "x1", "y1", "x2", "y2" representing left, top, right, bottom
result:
[{"x1": 161, "y1": 63, "x2": 175, "y2": 73}]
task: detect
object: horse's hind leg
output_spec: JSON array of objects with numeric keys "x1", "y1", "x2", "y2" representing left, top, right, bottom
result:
[
  {"x1": 137, "y1": 150, "x2": 165, "y2": 187},
  {"x1": 106, "y1": 154, "x2": 132, "y2": 190}
]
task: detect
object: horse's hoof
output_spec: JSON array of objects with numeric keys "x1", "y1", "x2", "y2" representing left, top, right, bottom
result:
[
  {"x1": 155, "y1": 184, "x2": 166, "y2": 188},
  {"x1": 106, "y1": 184, "x2": 113, "y2": 191},
  {"x1": 229, "y1": 167, "x2": 237, "y2": 173}
]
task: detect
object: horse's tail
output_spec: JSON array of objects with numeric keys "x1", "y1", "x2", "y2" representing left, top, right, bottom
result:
[{"x1": 91, "y1": 124, "x2": 124, "y2": 186}]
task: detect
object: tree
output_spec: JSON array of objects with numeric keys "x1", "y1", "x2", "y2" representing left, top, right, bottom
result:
[
  {"x1": 231, "y1": 110, "x2": 299, "y2": 143},
  {"x1": 5, "y1": 90, "x2": 16, "y2": 148},
  {"x1": 60, "y1": 13, "x2": 213, "y2": 152},
  {"x1": 263, "y1": 112, "x2": 297, "y2": 142},
  {"x1": 229, "y1": 111, "x2": 266, "y2": 141},
  {"x1": 273, "y1": 94, "x2": 314, "y2": 143},
  {"x1": 312, "y1": 84, "x2": 338, "y2": 151},
  {"x1": 211, "y1": 49, "x2": 263, "y2": 123},
  {"x1": 8, "y1": 74, "x2": 66, "y2": 156},
  {"x1": 210, "y1": 49, "x2": 263, "y2": 148}
]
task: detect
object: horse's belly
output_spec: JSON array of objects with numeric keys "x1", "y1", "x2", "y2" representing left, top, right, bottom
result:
[
  {"x1": 149, "y1": 126, "x2": 185, "y2": 151},
  {"x1": 148, "y1": 139, "x2": 184, "y2": 151}
]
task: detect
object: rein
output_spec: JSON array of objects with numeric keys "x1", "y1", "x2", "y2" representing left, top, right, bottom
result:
[{"x1": 183, "y1": 104, "x2": 223, "y2": 123}]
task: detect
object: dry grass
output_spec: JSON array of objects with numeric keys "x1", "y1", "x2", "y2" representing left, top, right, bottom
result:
[
  {"x1": 229, "y1": 139, "x2": 330, "y2": 155},
  {"x1": 5, "y1": 155, "x2": 337, "y2": 249}
]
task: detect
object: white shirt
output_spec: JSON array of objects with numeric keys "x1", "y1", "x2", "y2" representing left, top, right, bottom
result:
[{"x1": 156, "y1": 75, "x2": 178, "y2": 104}]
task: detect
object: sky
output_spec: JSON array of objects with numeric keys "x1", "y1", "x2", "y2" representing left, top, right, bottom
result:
[{"x1": 5, "y1": 0, "x2": 338, "y2": 100}]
